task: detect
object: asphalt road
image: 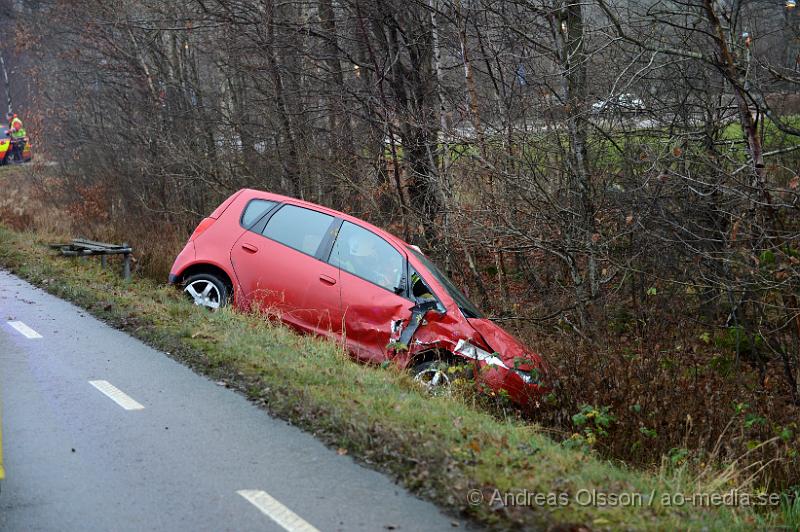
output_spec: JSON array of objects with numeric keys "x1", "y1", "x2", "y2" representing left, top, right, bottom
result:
[{"x1": 0, "y1": 270, "x2": 467, "y2": 532}]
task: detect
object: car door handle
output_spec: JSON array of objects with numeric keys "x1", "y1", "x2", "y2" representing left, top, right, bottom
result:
[
  {"x1": 241, "y1": 243, "x2": 258, "y2": 253},
  {"x1": 319, "y1": 274, "x2": 337, "y2": 285}
]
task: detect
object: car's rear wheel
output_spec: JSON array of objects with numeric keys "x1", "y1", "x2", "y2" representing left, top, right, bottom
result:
[{"x1": 183, "y1": 273, "x2": 229, "y2": 310}]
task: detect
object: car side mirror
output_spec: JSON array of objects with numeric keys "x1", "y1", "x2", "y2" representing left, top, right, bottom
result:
[
  {"x1": 408, "y1": 299, "x2": 440, "y2": 314},
  {"x1": 409, "y1": 298, "x2": 445, "y2": 315}
]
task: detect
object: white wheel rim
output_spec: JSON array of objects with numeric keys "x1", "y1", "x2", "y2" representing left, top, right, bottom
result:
[
  {"x1": 414, "y1": 365, "x2": 451, "y2": 393},
  {"x1": 184, "y1": 280, "x2": 221, "y2": 309}
]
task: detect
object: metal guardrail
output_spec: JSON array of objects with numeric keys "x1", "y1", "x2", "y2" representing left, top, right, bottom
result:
[{"x1": 49, "y1": 239, "x2": 133, "y2": 279}]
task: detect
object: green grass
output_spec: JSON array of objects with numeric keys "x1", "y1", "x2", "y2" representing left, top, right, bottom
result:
[
  {"x1": 780, "y1": 494, "x2": 800, "y2": 528},
  {"x1": 721, "y1": 115, "x2": 800, "y2": 142},
  {"x1": 0, "y1": 226, "x2": 791, "y2": 530}
]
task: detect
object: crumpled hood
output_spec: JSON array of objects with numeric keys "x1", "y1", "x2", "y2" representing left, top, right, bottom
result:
[{"x1": 467, "y1": 318, "x2": 541, "y2": 371}]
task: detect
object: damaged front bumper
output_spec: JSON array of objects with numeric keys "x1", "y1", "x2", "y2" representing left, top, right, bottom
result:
[{"x1": 387, "y1": 300, "x2": 547, "y2": 407}]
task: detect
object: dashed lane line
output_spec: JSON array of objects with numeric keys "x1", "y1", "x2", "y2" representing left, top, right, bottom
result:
[
  {"x1": 7, "y1": 320, "x2": 43, "y2": 339},
  {"x1": 88, "y1": 380, "x2": 145, "y2": 411},
  {"x1": 237, "y1": 490, "x2": 320, "y2": 532}
]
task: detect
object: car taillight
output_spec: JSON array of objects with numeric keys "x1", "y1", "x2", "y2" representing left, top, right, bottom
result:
[{"x1": 189, "y1": 217, "x2": 216, "y2": 241}]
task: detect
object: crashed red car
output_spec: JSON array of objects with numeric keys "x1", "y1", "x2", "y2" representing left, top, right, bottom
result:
[{"x1": 169, "y1": 189, "x2": 547, "y2": 406}]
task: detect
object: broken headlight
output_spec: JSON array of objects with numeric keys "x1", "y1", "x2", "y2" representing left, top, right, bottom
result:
[
  {"x1": 455, "y1": 340, "x2": 538, "y2": 385},
  {"x1": 454, "y1": 339, "x2": 509, "y2": 369},
  {"x1": 512, "y1": 368, "x2": 533, "y2": 384}
]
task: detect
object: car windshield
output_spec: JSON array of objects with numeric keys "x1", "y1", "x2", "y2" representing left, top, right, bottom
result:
[{"x1": 408, "y1": 247, "x2": 483, "y2": 318}]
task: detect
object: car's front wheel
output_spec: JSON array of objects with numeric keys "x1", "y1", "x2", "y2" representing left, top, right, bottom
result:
[
  {"x1": 183, "y1": 273, "x2": 229, "y2": 310},
  {"x1": 412, "y1": 360, "x2": 468, "y2": 395}
]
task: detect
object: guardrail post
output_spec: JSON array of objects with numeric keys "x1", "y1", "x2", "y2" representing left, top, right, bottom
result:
[{"x1": 122, "y1": 243, "x2": 131, "y2": 280}]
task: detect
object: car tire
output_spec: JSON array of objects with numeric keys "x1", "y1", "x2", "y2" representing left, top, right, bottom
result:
[
  {"x1": 182, "y1": 273, "x2": 229, "y2": 310},
  {"x1": 412, "y1": 360, "x2": 459, "y2": 394}
]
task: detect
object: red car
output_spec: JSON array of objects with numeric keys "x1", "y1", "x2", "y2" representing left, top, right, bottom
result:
[{"x1": 169, "y1": 189, "x2": 547, "y2": 406}]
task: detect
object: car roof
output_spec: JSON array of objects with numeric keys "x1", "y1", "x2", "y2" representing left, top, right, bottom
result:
[{"x1": 235, "y1": 188, "x2": 413, "y2": 253}]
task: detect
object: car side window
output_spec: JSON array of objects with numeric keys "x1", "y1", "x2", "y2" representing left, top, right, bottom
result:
[
  {"x1": 409, "y1": 266, "x2": 436, "y2": 302},
  {"x1": 329, "y1": 222, "x2": 404, "y2": 292},
  {"x1": 241, "y1": 199, "x2": 277, "y2": 229},
  {"x1": 262, "y1": 204, "x2": 334, "y2": 256}
]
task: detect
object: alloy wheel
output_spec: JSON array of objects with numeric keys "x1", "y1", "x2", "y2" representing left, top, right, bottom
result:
[
  {"x1": 413, "y1": 363, "x2": 452, "y2": 394},
  {"x1": 184, "y1": 279, "x2": 221, "y2": 309}
]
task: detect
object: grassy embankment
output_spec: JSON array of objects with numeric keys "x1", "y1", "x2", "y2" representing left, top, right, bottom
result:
[{"x1": 1, "y1": 224, "x2": 787, "y2": 531}]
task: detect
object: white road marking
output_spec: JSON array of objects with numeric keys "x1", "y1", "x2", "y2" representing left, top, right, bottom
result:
[
  {"x1": 89, "y1": 380, "x2": 145, "y2": 411},
  {"x1": 7, "y1": 320, "x2": 43, "y2": 339},
  {"x1": 237, "y1": 490, "x2": 320, "y2": 532}
]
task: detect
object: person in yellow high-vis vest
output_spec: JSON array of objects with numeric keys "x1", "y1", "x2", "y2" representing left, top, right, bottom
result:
[{"x1": 6, "y1": 111, "x2": 26, "y2": 162}]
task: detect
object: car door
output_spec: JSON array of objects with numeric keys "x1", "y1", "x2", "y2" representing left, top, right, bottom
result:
[
  {"x1": 327, "y1": 221, "x2": 412, "y2": 363},
  {"x1": 231, "y1": 202, "x2": 342, "y2": 336}
]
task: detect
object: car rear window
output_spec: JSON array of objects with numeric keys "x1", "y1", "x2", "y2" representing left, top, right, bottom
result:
[
  {"x1": 262, "y1": 204, "x2": 334, "y2": 255},
  {"x1": 241, "y1": 199, "x2": 278, "y2": 228}
]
